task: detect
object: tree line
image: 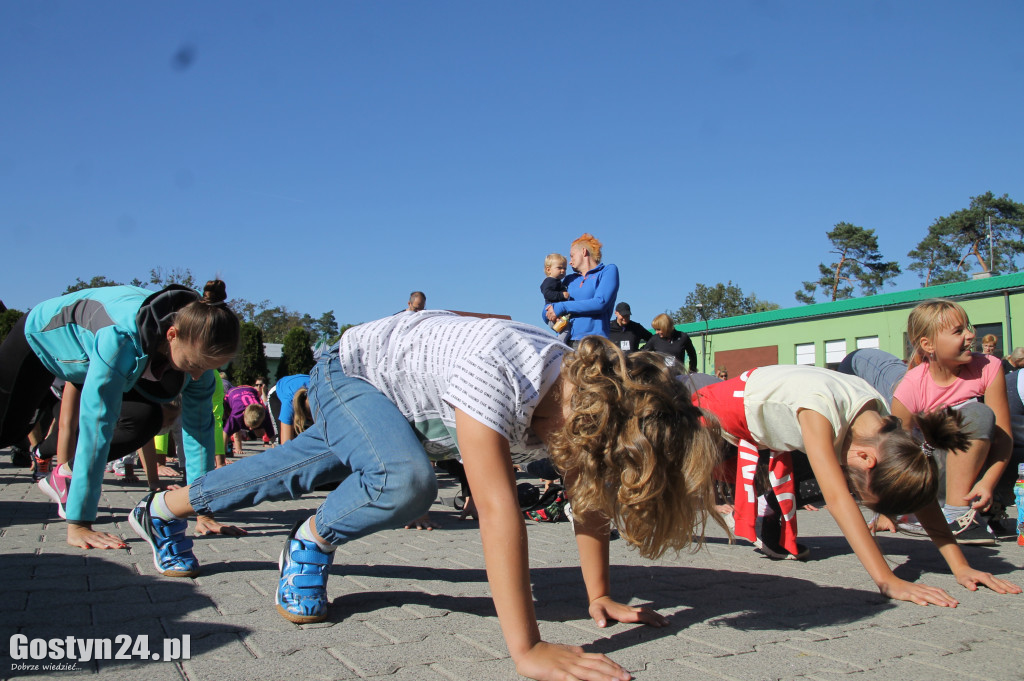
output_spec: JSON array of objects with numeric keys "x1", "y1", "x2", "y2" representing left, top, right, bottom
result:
[{"x1": 671, "y1": 190, "x2": 1024, "y2": 322}]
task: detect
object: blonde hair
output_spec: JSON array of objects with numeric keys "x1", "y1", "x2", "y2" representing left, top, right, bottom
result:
[
  {"x1": 291, "y1": 387, "x2": 313, "y2": 435},
  {"x1": 571, "y1": 233, "x2": 603, "y2": 264},
  {"x1": 1009, "y1": 347, "x2": 1024, "y2": 367},
  {"x1": 651, "y1": 313, "x2": 674, "y2": 335},
  {"x1": 243, "y1": 403, "x2": 266, "y2": 430},
  {"x1": 906, "y1": 298, "x2": 972, "y2": 369},
  {"x1": 544, "y1": 253, "x2": 567, "y2": 274},
  {"x1": 547, "y1": 337, "x2": 727, "y2": 559},
  {"x1": 845, "y1": 409, "x2": 968, "y2": 517}
]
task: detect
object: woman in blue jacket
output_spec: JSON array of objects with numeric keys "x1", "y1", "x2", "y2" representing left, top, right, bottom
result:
[
  {"x1": 543, "y1": 233, "x2": 619, "y2": 345},
  {"x1": 0, "y1": 280, "x2": 240, "y2": 550}
]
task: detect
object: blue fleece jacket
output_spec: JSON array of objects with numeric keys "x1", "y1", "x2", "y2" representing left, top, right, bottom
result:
[
  {"x1": 24, "y1": 285, "x2": 217, "y2": 522},
  {"x1": 545, "y1": 263, "x2": 619, "y2": 341}
]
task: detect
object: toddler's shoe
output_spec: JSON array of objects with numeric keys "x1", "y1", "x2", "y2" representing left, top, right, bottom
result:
[
  {"x1": 276, "y1": 520, "x2": 334, "y2": 623},
  {"x1": 37, "y1": 466, "x2": 72, "y2": 519},
  {"x1": 129, "y1": 493, "x2": 199, "y2": 577}
]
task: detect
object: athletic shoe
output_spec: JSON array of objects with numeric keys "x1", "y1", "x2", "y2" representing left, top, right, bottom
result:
[
  {"x1": 10, "y1": 445, "x2": 32, "y2": 468},
  {"x1": 894, "y1": 514, "x2": 930, "y2": 537},
  {"x1": 128, "y1": 493, "x2": 199, "y2": 577},
  {"x1": 276, "y1": 520, "x2": 334, "y2": 623},
  {"x1": 37, "y1": 466, "x2": 72, "y2": 519},
  {"x1": 948, "y1": 509, "x2": 996, "y2": 546},
  {"x1": 31, "y1": 453, "x2": 51, "y2": 482},
  {"x1": 754, "y1": 536, "x2": 810, "y2": 561}
]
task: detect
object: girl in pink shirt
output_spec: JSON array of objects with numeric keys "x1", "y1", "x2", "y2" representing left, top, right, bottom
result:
[{"x1": 892, "y1": 299, "x2": 1012, "y2": 537}]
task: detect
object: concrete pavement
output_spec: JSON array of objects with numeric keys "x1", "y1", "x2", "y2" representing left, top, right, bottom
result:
[{"x1": 2, "y1": 444, "x2": 1023, "y2": 681}]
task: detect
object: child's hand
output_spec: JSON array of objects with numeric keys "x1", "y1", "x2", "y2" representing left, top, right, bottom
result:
[
  {"x1": 588, "y1": 596, "x2": 668, "y2": 629},
  {"x1": 868, "y1": 514, "x2": 897, "y2": 533},
  {"x1": 953, "y1": 567, "x2": 1022, "y2": 595},
  {"x1": 514, "y1": 641, "x2": 631, "y2": 681},
  {"x1": 963, "y1": 481, "x2": 994, "y2": 511},
  {"x1": 194, "y1": 515, "x2": 247, "y2": 537},
  {"x1": 878, "y1": 577, "x2": 959, "y2": 607},
  {"x1": 67, "y1": 523, "x2": 127, "y2": 550}
]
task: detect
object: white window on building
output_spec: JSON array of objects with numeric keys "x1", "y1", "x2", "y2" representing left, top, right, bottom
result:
[
  {"x1": 795, "y1": 343, "x2": 816, "y2": 365},
  {"x1": 856, "y1": 336, "x2": 879, "y2": 350},
  {"x1": 825, "y1": 339, "x2": 848, "y2": 369}
]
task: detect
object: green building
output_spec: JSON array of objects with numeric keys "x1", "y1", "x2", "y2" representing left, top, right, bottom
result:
[{"x1": 678, "y1": 272, "x2": 1024, "y2": 377}]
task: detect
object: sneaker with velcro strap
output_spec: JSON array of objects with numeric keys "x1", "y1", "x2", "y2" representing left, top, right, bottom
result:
[
  {"x1": 129, "y1": 493, "x2": 199, "y2": 577},
  {"x1": 276, "y1": 520, "x2": 334, "y2": 623}
]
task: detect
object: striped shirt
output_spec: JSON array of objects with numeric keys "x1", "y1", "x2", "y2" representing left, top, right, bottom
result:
[{"x1": 339, "y1": 311, "x2": 565, "y2": 463}]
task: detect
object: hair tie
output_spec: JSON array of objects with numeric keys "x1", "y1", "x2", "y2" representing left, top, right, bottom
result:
[{"x1": 921, "y1": 441, "x2": 935, "y2": 458}]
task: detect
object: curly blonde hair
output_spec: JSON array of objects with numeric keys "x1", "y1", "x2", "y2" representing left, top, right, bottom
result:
[{"x1": 547, "y1": 336, "x2": 727, "y2": 559}]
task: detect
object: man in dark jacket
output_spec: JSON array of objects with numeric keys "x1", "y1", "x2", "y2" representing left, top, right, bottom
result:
[{"x1": 607, "y1": 302, "x2": 652, "y2": 354}]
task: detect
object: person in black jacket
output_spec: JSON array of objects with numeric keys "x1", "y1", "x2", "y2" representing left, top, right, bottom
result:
[
  {"x1": 607, "y1": 302, "x2": 652, "y2": 354},
  {"x1": 645, "y1": 313, "x2": 697, "y2": 373}
]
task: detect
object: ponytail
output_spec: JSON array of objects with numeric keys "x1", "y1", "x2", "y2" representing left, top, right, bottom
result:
[
  {"x1": 173, "y1": 280, "x2": 241, "y2": 358},
  {"x1": 291, "y1": 387, "x2": 312, "y2": 435},
  {"x1": 862, "y1": 409, "x2": 966, "y2": 517}
]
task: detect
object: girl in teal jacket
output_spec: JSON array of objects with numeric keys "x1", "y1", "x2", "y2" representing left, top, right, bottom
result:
[{"x1": 0, "y1": 280, "x2": 240, "y2": 549}]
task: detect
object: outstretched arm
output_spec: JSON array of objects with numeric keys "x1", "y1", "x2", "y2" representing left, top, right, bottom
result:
[
  {"x1": 455, "y1": 410, "x2": 630, "y2": 681},
  {"x1": 798, "y1": 410, "x2": 958, "y2": 607},
  {"x1": 563, "y1": 470, "x2": 667, "y2": 630},
  {"x1": 915, "y1": 501, "x2": 1020, "y2": 595}
]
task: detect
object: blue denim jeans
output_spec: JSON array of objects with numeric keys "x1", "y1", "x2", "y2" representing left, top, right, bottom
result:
[{"x1": 188, "y1": 352, "x2": 438, "y2": 545}]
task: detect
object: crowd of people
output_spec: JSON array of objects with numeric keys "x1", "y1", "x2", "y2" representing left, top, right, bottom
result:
[{"x1": 1, "y1": 240, "x2": 1022, "y2": 681}]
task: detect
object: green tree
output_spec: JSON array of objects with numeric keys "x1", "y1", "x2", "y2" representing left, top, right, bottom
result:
[
  {"x1": 63, "y1": 275, "x2": 122, "y2": 294},
  {"x1": 908, "y1": 191, "x2": 1024, "y2": 285},
  {"x1": 231, "y1": 323, "x2": 269, "y2": 386},
  {"x1": 314, "y1": 310, "x2": 339, "y2": 340},
  {"x1": 146, "y1": 266, "x2": 198, "y2": 290},
  {"x1": 795, "y1": 222, "x2": 901, "y2": 304},
  {"x1": 277, "y1": 327, "x2": 315, "y2": 380},
  {"x1": 228, "y1": 297, "x2": 271, "y2": 324},
  {"x1": 253, "y1": 305, "x2": 305, "y2": 344},
  {"x1": 669, "y1": 282, "x2": 778, "y2": 324},
  {"x1": 0, "y1": 308, "x2": 24, "y2": 344}
]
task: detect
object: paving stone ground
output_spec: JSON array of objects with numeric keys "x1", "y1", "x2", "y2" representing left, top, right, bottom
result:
[{"x1": 2, "y1": 443, "x2": 1022, "y2": 681}]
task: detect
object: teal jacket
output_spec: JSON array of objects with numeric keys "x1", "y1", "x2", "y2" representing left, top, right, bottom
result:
[{"x1": 25, "y1": 285, "x2": 217, "y2": 522}]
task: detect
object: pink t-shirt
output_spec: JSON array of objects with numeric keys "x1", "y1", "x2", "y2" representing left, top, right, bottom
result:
[{"x1": 892, "y1": 353, "x2": 1001, "y2": 412}]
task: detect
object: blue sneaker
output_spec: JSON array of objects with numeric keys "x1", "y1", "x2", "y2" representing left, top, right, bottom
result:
[
  {"x1": 128, "y1": 493, "x2": 199, "y2": 578},
  {"x1": 276, "y1": 520, "x2": 333, "y2": 623}
]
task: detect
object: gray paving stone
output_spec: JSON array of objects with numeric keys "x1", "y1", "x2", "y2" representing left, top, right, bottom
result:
[{"x1": 3, "y1": 443, "x2": 1023, "y2": 680}]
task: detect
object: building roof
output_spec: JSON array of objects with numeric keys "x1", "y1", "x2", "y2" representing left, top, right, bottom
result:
[{"x1": 678, "y1": 271, "x2": 1024, "y2": 334}]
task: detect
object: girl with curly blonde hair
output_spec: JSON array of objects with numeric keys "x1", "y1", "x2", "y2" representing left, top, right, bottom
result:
[{"x1": 132, "y1": 312, "x2": 724, "y2": 681}]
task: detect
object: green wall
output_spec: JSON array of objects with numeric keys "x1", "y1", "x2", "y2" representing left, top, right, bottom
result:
[{"x1": 683, "y1": 278, "x2": 1023, "y2": 369}]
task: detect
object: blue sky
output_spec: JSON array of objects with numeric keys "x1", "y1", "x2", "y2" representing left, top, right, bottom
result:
[{"x1": 3, "y1": 2, "x2": 1022, "y2": 329}]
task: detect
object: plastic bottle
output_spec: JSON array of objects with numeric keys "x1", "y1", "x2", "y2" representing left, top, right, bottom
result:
[
  {"x1": 1015, "y1": 463, "x2": 1024, "y2": 547},
  {"x1": 552, "y1": 315, "x2": 570, "y2": 333}
]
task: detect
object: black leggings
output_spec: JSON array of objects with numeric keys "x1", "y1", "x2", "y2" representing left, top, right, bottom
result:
[
  {"x1": 0, "y1": 314, "x2": 58, "y2": 447},
  {"x1": 36, "y1": 388, "x2": 164, "y2": 463}
]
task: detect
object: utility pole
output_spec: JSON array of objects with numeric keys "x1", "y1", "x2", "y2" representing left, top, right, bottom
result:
[{"x1": 696, "y1": 303, "x2": 708, "y2": 373}]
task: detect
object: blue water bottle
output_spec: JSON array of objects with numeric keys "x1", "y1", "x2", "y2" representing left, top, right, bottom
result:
[{"x1": 1015, "y1": 463, "x2": 1024, "y2": 547}]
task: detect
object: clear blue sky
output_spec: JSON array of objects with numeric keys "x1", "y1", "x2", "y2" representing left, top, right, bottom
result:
[{"x1": 3, "y1": 2, "x2": 1022, "y2": 329}]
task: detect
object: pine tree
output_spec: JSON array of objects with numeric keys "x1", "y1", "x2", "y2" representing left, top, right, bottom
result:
[{"x1": 796, "y1": 222, "x2": 900, "y2": 304}]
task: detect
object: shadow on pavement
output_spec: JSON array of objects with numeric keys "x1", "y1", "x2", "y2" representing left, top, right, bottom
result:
[{"x1": 1, "y1": 553, "x2": 249, "y2": 676}]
